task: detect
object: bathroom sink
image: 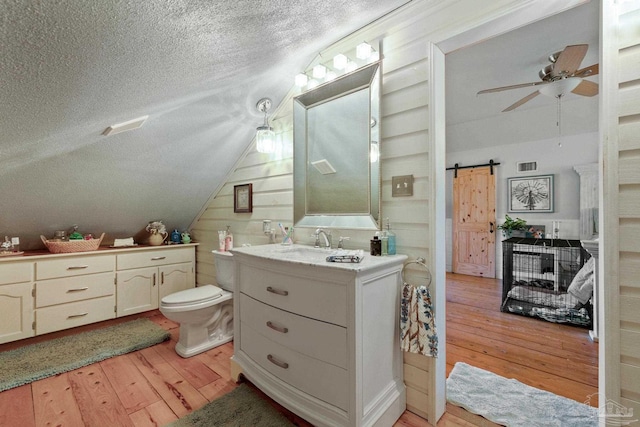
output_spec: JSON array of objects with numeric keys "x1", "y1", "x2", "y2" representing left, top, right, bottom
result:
[{"x1": 232, "y1": 244, "x2": 333, "y2": 265}]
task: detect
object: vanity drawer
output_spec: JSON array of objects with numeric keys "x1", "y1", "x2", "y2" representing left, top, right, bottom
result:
[
  {"x1": 35, "y1": 272, "x2": 115, "y2": 308},
  {"x1": 240, "y1": 293, "x2": 347, "y2": 368},
  {"x1": 35, "y1": 295, "x2": 116, "y2": 335},
  {"x1": 36, "y1": 255, "x2": 115, "y2": 280},
  {"x1": 116, "y1": 248, "x2": 193, "y2": 270},
  {"x1": 0, "y1": 262, "x2": 33, "y2": 285},
  {"x1": 240, "y1": 322, "x2": 348, "y2": 411},
  {"x1": 238, "y1": 264, "x2": 347, "y2": 327}
]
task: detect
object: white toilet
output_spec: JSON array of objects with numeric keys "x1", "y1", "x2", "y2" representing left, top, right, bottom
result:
[{"x1": 159, "y1": 250, "x2": 234, "y2": 358}]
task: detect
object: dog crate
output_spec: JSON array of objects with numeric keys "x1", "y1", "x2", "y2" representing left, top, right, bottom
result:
[{"x1": 502, "y1": 237, "x2": 592, "y2": 327}]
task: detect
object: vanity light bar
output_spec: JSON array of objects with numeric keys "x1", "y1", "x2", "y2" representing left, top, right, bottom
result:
[{"x1": 294, "y1": 42, "x2": 378, "y2": 90}]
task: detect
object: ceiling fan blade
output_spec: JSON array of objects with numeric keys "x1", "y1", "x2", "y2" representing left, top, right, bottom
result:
[
  {"x1": 572, "y1": 80, "x2": 599, "y2": 96},
  {"x1": 574, "y1": 63, "x2": 599, "y2": 78},
  {"x1": 551, "y1": 44, "x2": 588, "y2": 78},
  {"x1": 477, "y1": 81, "x2": 546, "y2": 95},
  {"x1": 502, "y1": 91, "x2": 540, "y2": 112}
]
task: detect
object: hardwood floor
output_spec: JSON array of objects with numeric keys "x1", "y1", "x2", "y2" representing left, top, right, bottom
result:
[
  {"x1": 446, "y1": 272, "x2": 599, "y2": 407},
  {"x1": 0, "y1": 273, "x2": 597, "y2": 427}
]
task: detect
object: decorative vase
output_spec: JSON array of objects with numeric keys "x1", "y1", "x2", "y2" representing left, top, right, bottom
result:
[{"x1": 148, "y1": 230, "x2": 167, "y2": 246}]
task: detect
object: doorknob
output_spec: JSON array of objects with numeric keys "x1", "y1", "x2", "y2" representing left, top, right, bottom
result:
[{"x1": 489, "y1": 222, "x2": 495, "y2": 233}]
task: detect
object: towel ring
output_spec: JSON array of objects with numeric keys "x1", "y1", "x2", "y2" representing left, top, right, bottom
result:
[{"x1": 401, "y1": 257, "x2": 432, "y2": 288}]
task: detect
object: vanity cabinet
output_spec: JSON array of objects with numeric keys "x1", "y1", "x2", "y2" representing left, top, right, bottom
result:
[
  {"x1": 116, "y1": 247, "x2": 195, "y2": 316},
  {"x1": 35, "y1": 254, "x2": 116, "y2": 335},
  {"x1": 0, "y1": 261, "x2": 34, "y2": 344},
  {"x1": 0, "y1": 244, "x2": 197, "y2": 344},
  {"x1": 232, "y1": 245, "x2": 407, "y2": 427}
]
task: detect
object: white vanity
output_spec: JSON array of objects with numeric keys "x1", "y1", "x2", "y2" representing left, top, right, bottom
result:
[
  {"x1": 0, "y1": 244, "x2": 196, "y2": 344},
  {"x1": 231, "y1": 244, "x2": 407, "y2": 427}
]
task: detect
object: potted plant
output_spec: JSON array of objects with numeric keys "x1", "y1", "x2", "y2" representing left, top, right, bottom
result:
[{"x1": 497, "y1": 215, "x2": 527, "y2": 238}]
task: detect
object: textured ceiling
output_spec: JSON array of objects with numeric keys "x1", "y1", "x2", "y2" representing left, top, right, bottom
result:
[{"x1": 0, "y1": 0, "x2": 409, "y2": 248}]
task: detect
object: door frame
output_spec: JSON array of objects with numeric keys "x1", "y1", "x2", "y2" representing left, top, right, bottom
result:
[{"x1": 429, "y1": 0, "x2": 603, "y2": 420}]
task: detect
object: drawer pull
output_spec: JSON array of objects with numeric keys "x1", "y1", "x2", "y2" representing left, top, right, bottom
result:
[
  {"x1": 68, "y1": 312, "x2": 89, "y2": 319},
  {"x1": 266, "y1": 321, "x2": 289, "y2": 334},
  {"x1": 67, "y1": 287, "x2": 89, "y2": 293},
  {"x1": 67, "y1": 265, "x2": 89, "y2": 270},
  {"x1": 266, "y1": 286, "x2": 289, "y2": 296},
  {"x1": 267, "y1": 354, "x2": 289, "y2": 369},
  {"x1": 151, "y1": 256, "x2": 166, "y2": 261}
]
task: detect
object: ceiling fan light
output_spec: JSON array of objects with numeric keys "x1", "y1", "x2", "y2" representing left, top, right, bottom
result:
[{"x1": 539, "y1": 77, "x2": 582, "y2": 98}]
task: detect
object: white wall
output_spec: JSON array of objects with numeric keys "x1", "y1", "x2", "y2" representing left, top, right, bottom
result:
[{"x1": 445, "y1": 132, "x2": 598, "y2": 275}]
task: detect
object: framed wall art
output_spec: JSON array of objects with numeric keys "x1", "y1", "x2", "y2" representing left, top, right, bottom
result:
[
  {"x1": 234, "y1": 183, "x2": 253, "y2": 213},
  {"x1": 507, "y1": 175, "x2": 554, "y2": 213}
]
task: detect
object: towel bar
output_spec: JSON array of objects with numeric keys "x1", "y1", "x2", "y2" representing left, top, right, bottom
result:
[{"x1": 401, "y1": 257, "x2": 432, "y2": 288}]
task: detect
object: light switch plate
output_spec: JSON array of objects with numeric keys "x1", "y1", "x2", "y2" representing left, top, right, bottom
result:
[{"x1": 392, "y1": 175, "x2": 413, "y2": 197}]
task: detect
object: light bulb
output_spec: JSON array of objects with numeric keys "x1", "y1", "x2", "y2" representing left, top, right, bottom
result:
[
  {"x1": 356, "y1": 42, "x2": 372, "y2": 60},
  {"x1": 325, "y1": 70, "x2": 337, "y2": 82},
  {"x1": 345, "y1": 61, "x2": 357, "y2": 73},
  {"x1": 333, "y1": 53, "x2": 348, "y2": 70},
  {"x1": 307, "y1": 79, "x2": 319, "y2": 89},
  {"x1": 312, "y1": 64, "x2": 327, "y2": 79},
  {"x1": 295, "y1": 73, "x2": 308, "y2": 87}
]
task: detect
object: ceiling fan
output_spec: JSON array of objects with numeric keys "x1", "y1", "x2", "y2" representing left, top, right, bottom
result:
[{"x1": 477, "y1": 44, "x2": 599, "y2": 112}]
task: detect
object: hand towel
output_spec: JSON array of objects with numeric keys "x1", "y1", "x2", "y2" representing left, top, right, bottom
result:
[
  {"x1": 325, "y1": 250, "x2": 364, "y2": 263},
  {"x1": 567, "y1": 256, "x2": 595, "y2": 304},
  {"x1": 400, "y1": 283, "x2": 438, "y2": 357}
]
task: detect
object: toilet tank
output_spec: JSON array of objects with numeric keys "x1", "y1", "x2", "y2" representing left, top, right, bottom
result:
[{"x1": 212, "y1": 250, "x2": 234, "y2": 291}]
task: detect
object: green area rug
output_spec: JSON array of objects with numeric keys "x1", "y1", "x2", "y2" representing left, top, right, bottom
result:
[
  {"x1": 0, "y1": 318, "x2": 169, "y2": 392},
  {"x1": 168, "y1": 384, "x2": 295, "y2": 427}
]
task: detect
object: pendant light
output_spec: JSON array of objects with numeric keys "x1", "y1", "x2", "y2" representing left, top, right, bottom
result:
[{"x1": 256, "y1": 98, "x2": 276, "y2": 153}]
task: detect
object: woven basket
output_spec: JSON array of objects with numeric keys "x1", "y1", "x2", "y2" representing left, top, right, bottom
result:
[{"x1": 40, "y1": 233, "x2": 105, "y2": 254}]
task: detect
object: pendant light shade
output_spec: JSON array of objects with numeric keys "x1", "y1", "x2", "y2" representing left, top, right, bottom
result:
[{"x1": 256, "y1": 98, "x2": 276, "y2": 153}]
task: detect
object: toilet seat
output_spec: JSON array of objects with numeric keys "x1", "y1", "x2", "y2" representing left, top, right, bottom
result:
[{"x1": 161, "y1": 284, "x2": 224, "y2": 308}]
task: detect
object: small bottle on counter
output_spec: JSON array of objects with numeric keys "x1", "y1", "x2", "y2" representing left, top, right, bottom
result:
[
  {"x1": 386, "y1": 218, "x2": 396, "y2": 255},
  {"x1": 224, "y1": 226, "x2": 233, "y2": 251},
  {"x1": 370, "y1": 234, "x2": 381, "y2": 256}
]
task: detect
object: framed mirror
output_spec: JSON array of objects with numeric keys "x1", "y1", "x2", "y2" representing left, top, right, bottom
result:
[{"x1": 293, "y1": 62, "x2": 381, "y2": 229}]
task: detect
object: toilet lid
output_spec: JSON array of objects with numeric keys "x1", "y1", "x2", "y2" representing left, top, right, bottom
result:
[{"x1": 161, "y1": 284, "x2": 224, "y2": 306}]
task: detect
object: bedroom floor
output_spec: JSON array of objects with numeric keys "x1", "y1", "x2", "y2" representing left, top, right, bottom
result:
[{"x1": 446, "y1": 272, "x2": 599, "y2": 407}]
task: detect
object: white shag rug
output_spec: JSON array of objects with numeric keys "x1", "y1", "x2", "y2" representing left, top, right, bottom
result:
[{"x1": 446, "y1": 362, "x2": 598, "y2": 427}]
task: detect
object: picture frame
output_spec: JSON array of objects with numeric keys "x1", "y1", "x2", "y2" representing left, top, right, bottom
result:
[
  {"x1": 234, "y1": 183, "x2": 253, "y2": 213},
  {"x1": 507, "y1": 175, "x2": 554, "y2": 213}
]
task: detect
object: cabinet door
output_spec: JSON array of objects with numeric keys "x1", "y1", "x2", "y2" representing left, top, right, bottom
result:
[
  {"x1": 159, "y1": 262, "x2": 194, "y2": 301},
  {"x1": 116, "y1": 267, "x2": 158, "y2": 317},
  {"x1": 0, "y1": 282, "x2": 34, "y2": 344}
]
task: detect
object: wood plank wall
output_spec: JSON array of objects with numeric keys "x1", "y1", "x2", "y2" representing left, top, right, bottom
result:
[
  {"x1": 611, "y1": 4, "x2": 640, "y2": 422},
  {"x1": 188, "y1": 1, "x2": 573, "y2": 423}
]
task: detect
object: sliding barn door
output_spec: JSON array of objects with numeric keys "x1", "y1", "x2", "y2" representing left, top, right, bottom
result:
[{"x1": 452, "y1": 166, "x2": 496, "y2": 277}]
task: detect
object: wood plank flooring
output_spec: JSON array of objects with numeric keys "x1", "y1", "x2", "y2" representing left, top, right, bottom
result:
[
  {"x1": 446, "y1": 272, "x2": 599, "y2": 408},
  {"x1": 0, "y1": 273, "x2": 598, "y2": 427}
]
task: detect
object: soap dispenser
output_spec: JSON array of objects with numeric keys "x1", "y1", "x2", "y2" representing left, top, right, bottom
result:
[{"x1": 386, "y1": 218, "x2": 396, "y2": 255}]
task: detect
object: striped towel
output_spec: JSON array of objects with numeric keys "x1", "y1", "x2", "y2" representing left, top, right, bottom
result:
[{"x1": 400, "y1": 282, "x2": 438, "y2": 357}]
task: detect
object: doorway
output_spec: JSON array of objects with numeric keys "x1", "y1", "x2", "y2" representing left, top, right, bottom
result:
[{"x1": 434, "y1": 0, "x2": 601, "y2": 420}]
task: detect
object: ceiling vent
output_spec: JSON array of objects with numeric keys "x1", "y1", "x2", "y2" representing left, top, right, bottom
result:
[
  {"x1": 103, "y1": 115, "x2": 149, "y2": 136},
  {"x1": 311, "y1": 159, "x2": 336, "y2": 175},
  {"x1": 516, "y1": 161, "x2": 538, "y2": 173}
]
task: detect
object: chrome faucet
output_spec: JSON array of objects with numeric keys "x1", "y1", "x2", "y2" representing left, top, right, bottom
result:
[{"x1": 313, "y1": 228, "x2": 332, "y2": 249}]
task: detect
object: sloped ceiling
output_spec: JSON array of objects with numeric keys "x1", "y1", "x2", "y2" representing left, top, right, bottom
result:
[
  {"x1": 446, "y1": 0, "x2": 599, "y2": 152},
  {"x1": 1, "y1": 0, "x2": 410, "y2": 249}
]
